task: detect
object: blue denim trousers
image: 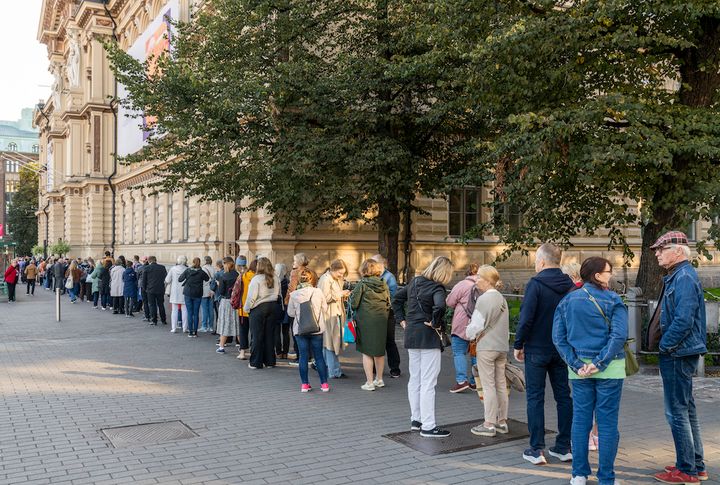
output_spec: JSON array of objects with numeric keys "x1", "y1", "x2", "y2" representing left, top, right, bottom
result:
[
  {"x1": 324, "y1": 348, "x2": 343, "y2": 378},
  {"x1": 450, "y1": 334, "x2": 476, "y2": 385},
  {"x1": 296, "y1": 334, "x2": 328, "y2": 385},
  {"x1": 659, "y1": 353, "x2": 705, "y2": 476},
  {"x1": 200, "y1": 297, "x2": 214, "y2": 330},
  {"x1": 571, "y1": 378, "x2": 623, "y2": 484},
  {"x1": 184, "y1": 296, "x2": 202, "y2": 334},
  {"x1": 524, "y1": 351, "x2": 573, "y2": 452}
]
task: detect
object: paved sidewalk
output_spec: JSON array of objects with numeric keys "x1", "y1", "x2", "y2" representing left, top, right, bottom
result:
[{"x1": 0, "y1": 290, "x2": 717, "y2": 484}]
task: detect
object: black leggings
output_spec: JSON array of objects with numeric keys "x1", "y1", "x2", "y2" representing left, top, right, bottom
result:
[{"x1": 248, "y1": 302, "x2": 277, "y2": 369}]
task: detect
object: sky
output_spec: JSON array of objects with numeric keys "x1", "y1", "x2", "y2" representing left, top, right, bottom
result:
[{"x1": 0, "y1": 0, "x2": 53, "y2": 122}]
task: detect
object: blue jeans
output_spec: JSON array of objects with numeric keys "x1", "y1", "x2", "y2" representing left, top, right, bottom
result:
[
  {"x1": 101, "y1": 291, "x2": 110, "y2": 308},
  {"x1": 324, "y1": 348, "x2": 343, "y2": 378},
  {"x1": 200, "y1": 297, "x2": 213, "y2": 330},
  {"x1": 451, "y1": 335, "x2": 476, "y2": 385},
  {"x1": 524, "y1": 351, "x2": 573, "y2": 452},
  {"x1": 296, "y1": 334, "x2": 328, "y2": 385},
  {"x1": 660, "y1": 353, "x2": 705, "y2": 476},
  {"x1": 571, "y1": 378, "x2": 623, "y2": 484},
  {"x1": 184, "y1": 296, "x2": 202, "y2": 334},
  {"x1": 68, "y1": 282, "x2": 80, "y2": 301}
]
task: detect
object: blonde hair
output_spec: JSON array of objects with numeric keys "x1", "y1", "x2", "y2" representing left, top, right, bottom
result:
[
  {"x1": 476, "y1": 265, "x2": 502, "y2": 289},
  {"x1": 256, "y1": 257, "x2": 275, "y2": 289},
  {"x1": 293, "y1": 253, "x2": 309, "y2": 267},
  {"x1": 422, "y1": 256, "x2": 454, "y2": 286},
  {"x1": 561, "y1": 262, "x2": 581, "y2": 283},
  {"x1": 360, "y1": 259, "x2": 383, "y2": 277}
]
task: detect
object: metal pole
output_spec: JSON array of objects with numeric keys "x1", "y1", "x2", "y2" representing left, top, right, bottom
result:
[
  {"x1": 55, "y1": 287, "x2": 61, "y2": 322},
  {"x1": 697, "y1": 355, "x2": 705, "y2": 378}
]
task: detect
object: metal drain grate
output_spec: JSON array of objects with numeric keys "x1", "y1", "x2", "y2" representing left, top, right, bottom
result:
[{"x1": 101, "y1": 420, "x2": 197, "y2": 448}]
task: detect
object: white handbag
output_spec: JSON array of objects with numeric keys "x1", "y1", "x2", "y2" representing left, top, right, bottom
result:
[{"x1": 65, "y1": 276, "x2": 74, "y2": 289}]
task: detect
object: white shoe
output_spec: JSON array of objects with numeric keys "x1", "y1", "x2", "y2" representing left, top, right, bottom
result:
[
  {"x1": 170, "y1": 328, "x2": 177, "y2": 333},
  {"x1": 361, "y1": 383, "x2": 376, "y2": 391},
  {"x1": 373, "y1": 379, "x2": 385, "y2": 388},
  {"x1": 569, "y1": 477, "x2": 587, "y2": 485}
]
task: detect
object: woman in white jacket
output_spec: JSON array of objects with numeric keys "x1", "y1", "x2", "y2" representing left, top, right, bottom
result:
[
  {"x1": 165, "y1": 256, "x2": 189, "y2": 333},
  {"x1": 287, "y1": 269, "x2": 329, "y2": 392},
  {"x1": 243, "y1": 257, "x2": 280, "y2": 369},
  {"x1": 110, "y1": 259, "x2": 126, "y2": 314}
]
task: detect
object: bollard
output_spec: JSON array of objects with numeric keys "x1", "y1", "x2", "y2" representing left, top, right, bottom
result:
[
  {"x1": 626, "y1": 287, "x2": 643, "y2": 354},
  {"x1": 697, "y1": 355, "x2": 705, "y2": 378},
  {"x1": 56, "y1": 287, "x2": 61, "y2": 322}
]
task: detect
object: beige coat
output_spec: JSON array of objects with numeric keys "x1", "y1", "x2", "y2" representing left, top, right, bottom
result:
[{"x1": 317, "y1": 271, "x2": 346, "y2": 354}]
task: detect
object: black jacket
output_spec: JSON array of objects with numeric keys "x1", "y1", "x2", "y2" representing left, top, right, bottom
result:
[
  {"x1": 392, "y1": 276, "x2": 447, "y2": 350},
  {"x1": 98, "y1": 266, "x2": 110, "y2": 292},
  {"x1": 217, "y1": 270, "x2": 239, "y2": 299},
  {"x1": 136, "y1": 263, "x2": 148, "y2": 290},
  {"x1": 513, "y1": 268, "x2": 575, "y2": 354},
  {"x1": 143, "y1": 263, "x2": 168, "y2": 294},
  {"x1": 53, "y1": 263, "x2": 67, "y2": 290},
  {"x1": 179, "y1": 267, "x2": 209, "y2": 299}
]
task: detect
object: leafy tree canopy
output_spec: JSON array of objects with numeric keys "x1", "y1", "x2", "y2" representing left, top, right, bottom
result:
[{"x1": 7, "y1": 163, "x2": 39, "y2": 257}]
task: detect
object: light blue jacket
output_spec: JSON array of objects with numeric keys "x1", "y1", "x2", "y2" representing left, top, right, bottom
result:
[
  {"x1": 553, "y1": 283, "x2": 627, "y2": 373},
  {"x1": 660, "y1": 261, "x2": 707, "y2": 357}
]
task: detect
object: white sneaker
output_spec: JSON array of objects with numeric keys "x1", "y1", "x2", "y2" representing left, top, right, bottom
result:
[
  {"x1": 569, "y1": 477, "x2": 587, "y2": 485},
  {"x1": 373, "y1": 379, "x2": 385, "y2": 388},
  {"x1": 170, "y1": 328, "x2": 177, "y2": 333},
  {"x1": 361, "y1": 383, "x2": 376, "y2": 391}
]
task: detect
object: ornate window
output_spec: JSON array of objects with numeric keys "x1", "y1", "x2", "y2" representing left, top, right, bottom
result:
[
  {"x1": 7, "y1": 142, "x2": 17, "y2": 151},
  {"x1": 448, "y1": 188, "x2": 481, "y2": 237}
]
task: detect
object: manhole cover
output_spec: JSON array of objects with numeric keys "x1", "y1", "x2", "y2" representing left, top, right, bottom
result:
[
  {"x1": 101, "y1": 420, "x2": 197, "y2": 448},
  {"x1": 383, "y1": 418, "x2": 552, "y2": 456}
]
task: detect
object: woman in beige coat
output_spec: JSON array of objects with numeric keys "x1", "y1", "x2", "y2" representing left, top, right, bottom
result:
[{"x1": 317, "y1": 259, "x2": 350, "y2": 379}]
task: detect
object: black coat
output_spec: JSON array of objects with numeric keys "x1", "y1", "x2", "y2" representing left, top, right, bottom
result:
[
  {"x1": 179, "y1": 267, "x2": 209, "y2": 299},
  {"x1": 392, "y1": 276, "x2": 447, "y2": 350},
  {"x1": 98, "y1": 266, "x2": 110, "y2": 292},
  {"x1": 143, "y1": 263, "x2": 168, "y2": 294},
  {"x1": 136, "y1": 263, "x2": 148, "y2": 291},
  {"x1": 217, "y1": 270, "x2": 239, "y2": 299}
]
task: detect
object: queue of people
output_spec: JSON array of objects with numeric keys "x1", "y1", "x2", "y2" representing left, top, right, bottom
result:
[{"x1": 2, "y1": 229, "x2": 709, "y2": 484}]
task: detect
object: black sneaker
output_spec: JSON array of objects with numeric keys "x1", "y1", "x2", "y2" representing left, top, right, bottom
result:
[
  {"x1": 390, "y1": 369, "x2": 401, "y2": 378},
  {"x1": 411, "y1": 420, "x2": 422, "y2": 431},
  {"x1": 420, "y1": 427, "x2": 450, "y2": 438}
]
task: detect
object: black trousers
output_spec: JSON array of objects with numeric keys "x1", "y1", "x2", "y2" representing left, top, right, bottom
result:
[
  {"x1": 248, "y1": 302, "x2": 277, "y2": 369},
  {"x1": 112, "y1": 296, "x2": 124, "y2": 313},
  {"x1": 386, "y1": 308, "x2": 401, "y2": 373},
  {"x1": 141, "y1": 290, "x2": 151, "y2": 319},
  {"x1": 275, "y1": 324, "x2": 291, "y2": 355},
  {"x1": 26, "y1": 279, "x2": 35, "y2": 295},
  {"x1": 147, "y1": 292, "x2": 167, "y2": 324},
  {"x1": 7, "y1": 282, "x2": 16, "y2": 301},
  {"x1": 238, "y1": 315, "x2": 250, "y2": 349}
]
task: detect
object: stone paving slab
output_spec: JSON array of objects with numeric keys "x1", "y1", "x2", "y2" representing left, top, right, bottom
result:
[{"x1": 0, "y1": 290, "x2": 718, "y2": 484}]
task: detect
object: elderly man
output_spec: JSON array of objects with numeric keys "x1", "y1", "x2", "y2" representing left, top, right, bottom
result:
[
  {"x1": 650, "y1": 231, "x2": 708, "y2": 484},
  {"x1": 514, "y1": 243, "x2": 575, "y2": 465},
  {"x1": 371, "y1": 254, "x2": 401, "y2": 378}
]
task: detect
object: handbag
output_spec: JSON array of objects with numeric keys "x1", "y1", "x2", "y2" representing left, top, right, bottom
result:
[
  {"x1": 582, "y1": 287, "x2": 639, "y2": 377},
  {"x1": 65, "y1": 275, "x2": 73, "y2": 289},
  {"x1": 297, "y1": 295, "x2": 321, "y2": 335},
  {"x1": 343, "y1": 300, "x2": 357, "y2": 344}
]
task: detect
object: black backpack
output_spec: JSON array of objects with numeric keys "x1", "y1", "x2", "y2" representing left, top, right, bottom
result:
[{"x1": 461, "y1": 278, "x2": 482, "y2": 319}]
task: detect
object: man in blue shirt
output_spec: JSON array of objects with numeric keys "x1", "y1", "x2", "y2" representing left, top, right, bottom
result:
[{"x1": 372, "y1": 254, "x2": 401, "y2": 378}]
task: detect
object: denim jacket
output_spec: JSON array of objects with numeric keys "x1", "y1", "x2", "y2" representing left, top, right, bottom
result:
[
  {"x1": 659, "y1": 261, "x2": 707, "y2": 357},
  {"x1": 553, "y1": 283, "x2": 628, "y2": 373}
]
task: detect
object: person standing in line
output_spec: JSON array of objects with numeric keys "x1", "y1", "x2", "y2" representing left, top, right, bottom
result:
[
  {"x1": 200, "y1": 256, "x2": 216, "y2": 333},
  {"x1": 286, "y1": 269, "x2": 329, "y2": 392},
  {"x1": 445, "y1": 263, "x2": 480, "y2": 393},
  {"x1": 110, "y1": 258, "x2": 125, "y2": 314},
  {"x1": 44, "y1": 258, "x2": 53, "y2": 290},
  {"x1": 53, "y1": 257, "x2": 67, "y2": 293},
  {"x1": 4, "y1": 260, "x2": 19, "y2": 302},
  {"x1": 179, "y1": 257, "x2": 209, "y2": 337},
  {"x1": 24, "y1": 259, "x2": 37, "y2": 296},
  {"x1": 648, "y1": 232, "x2": 708, "y2": 484},
  {"x1": 318, "y1": 259, "x2": 350, "y2": 379},
  {"x1": 98, "y1": 260, "x2": 112, "y2": 310},
  {"x1": 212, "y1": 259, "x2": 224, "y2": 333},
  {"x1": 553, "y1": 257, "x2": 628, "y2": 485},
  {"x1": 351, "y1": 259, "x2": 390, "y2": 391},
  {"x1": 122, "y1": 260, "x2": 138, "y2": 318},
  {"x1": 66, "y1": 260, "x2": 83, "y2": 303},
  {"x1": 285, "y1": 253, "x2": 319, "y2": 363},
  {"x1": 143, "y1": 256, "x2": 168, "y2": 325},
  {"x1": 274, "y1": 263, "x2": 291, "y2": 359},
  {"x1": 243, "y1": 257, "x2": 281, "y2": 369},
  {"x1": 216, "y1": 258, "x2": 240, "y2": 353},
  {"x1": 136, "y1": 257, "x2": 149, "y2": 320},
  {"x1": 393, "y1": 256, "x2": 454, "y2": 438},
  {"x1": 236, "y1": 257, "x2": 254, "y2": 359},
  {"x1": 465, "y1": 265, "x2": 510, "y2": 438},
  {"x1": 165, "y1": 256, "x2": 189, "y2": 333},
  {"x1": 514, "y1": 243, "x2": 576, "y2": 465},
  {"x1": 371, "y1": 254, "x2": 402, "y2": 379}
]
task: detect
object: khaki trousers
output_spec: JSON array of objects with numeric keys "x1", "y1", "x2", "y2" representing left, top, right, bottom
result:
[{"x1": 476, "y1": 350, "x2": 509, "y2": 425}]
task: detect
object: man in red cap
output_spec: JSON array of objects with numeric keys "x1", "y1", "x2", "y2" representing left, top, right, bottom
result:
[{"x1": 649, "y1": 231, "x2": 708, "y2": 484}]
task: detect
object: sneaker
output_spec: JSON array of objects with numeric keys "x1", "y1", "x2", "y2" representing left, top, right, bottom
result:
[
  {"x1": 288, "y1": 360, "x2": 299, "y2": 367},
  {"x1": 470, "y1": 424, "x2": 496, "y2": 437},
  {"x1": 373, "y1": 379, "x2": 385, "y2": 388},
  {"x1": 450, "y1": 381, "x2": 470, "y2": 393},
  {"x1": 549, "y1": 447, "x2": 573, "y2": 462},
  {"x1": 361, "y1": 382, "x2": 376, "y2": 391},
  {"x1": 101, "y1": 307, "x2": 107, "y2": 311},
  {"x1": 523, "y1": 448, "x2": 547, "y2": 465},
  {"x1": 171, "y1": 329, "x2": 178, "y2": 333},
  {"x1": 469, "y1": 383, "x2": 477, "y2": 391},
  {"x1": 389, "y1": 369, "x2": 401, "y2": 378},
  {"x1": 215, "y1": 347, "x2": 225, "y2": 353},
  {"x1": 142, "y1": 318, "x2": 149, "y2": 322},
  {"x1": 248, "y1": 364, "x2": 258, "y2": 369},
  {"x1": 321, "y1": 383, "x2": 330, "y2": 392},
  {"x1": 664, "y1": 467, "x2": 708, "y2": 482},
  {"x1": 496, "y1": 423, "x2": 509, "y2": 434},
  {"x1": 420, "y1": 427, "x2": 451, "y2": 438},
  {"x1": 570, "y1": 477, "x2": 587, "y2": 485},
  {"x1": 654, "y1": 469, "x2": 700, "y2": 484},
  {"x1": 411, "y1": 420, "x2": 422, "y2": 431},
  {"x1": 588, "y1": 433, "x2": 598, "y2": 452},
  {"x1": 187, "y1": 333, "x2": 193, "y2": 338},
  {"x1": 287, "y1": 352, "x2": 297, "y2": 360},
  {"x1": 301, "y1": 384, "x2": 311, "y2": 393}
]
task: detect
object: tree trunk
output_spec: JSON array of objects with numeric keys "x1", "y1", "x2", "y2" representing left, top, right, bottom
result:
[
  {"x1": 635, "y1": 221, "x2": 664, "y2": 299},
  {"x1": 377, "y1": 199, "x2": 400, "y2": 276}
]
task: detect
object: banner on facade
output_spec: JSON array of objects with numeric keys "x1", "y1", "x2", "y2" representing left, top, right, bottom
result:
[{"x1": 117, "y1": 0, "x2": 179, "y2": 157}]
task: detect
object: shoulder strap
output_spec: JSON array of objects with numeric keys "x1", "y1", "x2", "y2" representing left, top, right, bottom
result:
[{"x1": 582, "y1": 287, "x2": 610, "y2": 328}]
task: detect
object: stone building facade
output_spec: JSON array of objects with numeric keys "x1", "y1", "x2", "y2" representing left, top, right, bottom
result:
[{"x1": 34, "y1": 0, "x2": 719, "y2": 287}]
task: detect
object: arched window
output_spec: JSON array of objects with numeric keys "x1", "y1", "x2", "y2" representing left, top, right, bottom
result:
[{"x1": 7, "y1": 142, "x2": 17, "y2": 151}]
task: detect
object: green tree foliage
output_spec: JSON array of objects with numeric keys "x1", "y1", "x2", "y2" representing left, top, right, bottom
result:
[
  {"x1": 6, "y1": 163, "x2": 39, "y2": 257},
  {"x1": 106, "y1": 0, "x2": 485, "y2": 275},
  {"x1": 453, "y1": 0, "x2": 720, "y2": 297},
  {"x1": 49, "y1": 240, "x2": 71, "y2": 257},
  {"x1": 31, "y1": 244, "x2": 44, "y2": 257}
]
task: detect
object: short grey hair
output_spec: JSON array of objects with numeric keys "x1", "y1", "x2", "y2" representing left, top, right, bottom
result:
[
  {"x1": 536, "y1": 243, "x2": 562, "y2": 266},
  {"x1": 177, "y1": 255, "x2": 187, "y2": 265},
  {"x1": 667, "y1": 244, "x2": 691, "y2": 259},
  {"x1": 293, "y1": 253, "x2": 309, "y2": 266}
]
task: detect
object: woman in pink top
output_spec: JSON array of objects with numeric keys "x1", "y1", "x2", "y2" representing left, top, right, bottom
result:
[{"x1": 445, "y1": 263, "x2": 480, "y2": 393}]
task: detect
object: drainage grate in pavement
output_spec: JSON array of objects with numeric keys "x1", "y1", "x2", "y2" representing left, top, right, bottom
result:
[
  {"x1": 101, "y1": 420, "x2": 198, "y2": 448},
  {"x1": 383, "y1": 418, "x2": 551, "y2": 456}
]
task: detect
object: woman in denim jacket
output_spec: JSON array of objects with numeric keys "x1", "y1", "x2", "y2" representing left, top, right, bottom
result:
[{"x1": 553, "y1": 257, "x2": 627, "y2": 485}]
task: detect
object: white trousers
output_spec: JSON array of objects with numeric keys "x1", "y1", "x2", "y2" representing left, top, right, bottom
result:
[
  {"x1": 171, "y1": 303, "x2": 188, "y2": 332},
  {"x1": 407, "y1": 348, "x2": 442, "y2": 431}
]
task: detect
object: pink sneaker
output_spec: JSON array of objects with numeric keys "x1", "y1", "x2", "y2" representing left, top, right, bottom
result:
[
  {"x1": 301, "y1": 384, "x2": 311, "y2": 392},
  {"x1": 321, "y1": 383, "x2": 330, "y2": 392}
]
